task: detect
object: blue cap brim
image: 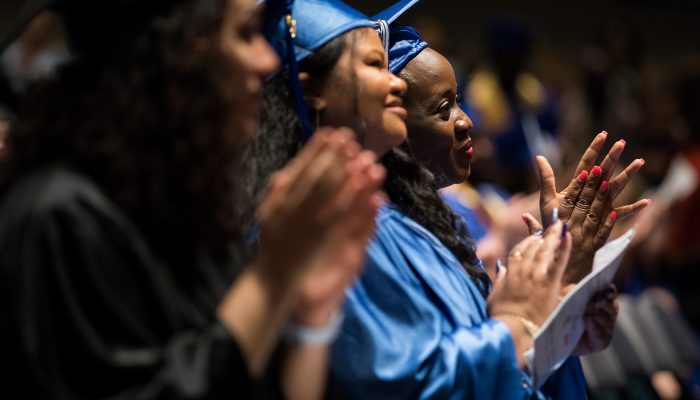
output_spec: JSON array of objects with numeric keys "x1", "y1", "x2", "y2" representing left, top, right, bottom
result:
[{"x1": 371, "y1": 0, "x2": 422, "y2": 25}]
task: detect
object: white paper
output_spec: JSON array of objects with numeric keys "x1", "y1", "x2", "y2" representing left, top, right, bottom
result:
[{"x1": 530, "y1": 228, "x2": 636, "y2": 388}]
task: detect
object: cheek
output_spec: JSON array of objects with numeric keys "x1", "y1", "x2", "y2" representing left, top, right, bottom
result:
[{"x1": 357, "y1": 70, "x2": 390, "y2": 115}]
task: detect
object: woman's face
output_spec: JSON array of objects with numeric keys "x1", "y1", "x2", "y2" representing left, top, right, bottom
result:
[
  {"x1": 399, "y1": 48, "x2": 474, "y2": 188},
  {"x1": 317, "y1": 28, "x2": 408, "y2": 157},
  {"x1": 220, "y1": 0, "x2": 279, "y2": 138}
]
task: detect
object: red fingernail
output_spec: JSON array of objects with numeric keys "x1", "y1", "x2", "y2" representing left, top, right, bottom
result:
[
  {"x1": 522, "y1": 214, "x2": 529, "y2": 224},
  {"x1": 600, "y1": 180, "x2": 609, "y2": 192},
  {"x1": 578, "y1": 170, "x2": 589, "y2": 182},
  {"x1": 609, "y1": 211, "x2": 617, "y2": 220},
  {"x1": 592, "y1": 166, "x2": 602, "y2": 177}
]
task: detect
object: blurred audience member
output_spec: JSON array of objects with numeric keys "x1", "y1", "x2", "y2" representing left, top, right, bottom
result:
[{"x1": 463, "y1": 15, "x2": 560, "y2": 193}]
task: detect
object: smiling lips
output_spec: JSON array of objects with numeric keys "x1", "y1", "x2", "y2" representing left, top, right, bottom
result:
[{"x1": 386, "y1": 98, "x2": 407, "y2": 120}]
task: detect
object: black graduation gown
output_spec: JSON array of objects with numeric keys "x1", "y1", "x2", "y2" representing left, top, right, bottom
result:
[{"x1": 0, "y1": 167, "x2": 279, "y2": 399}]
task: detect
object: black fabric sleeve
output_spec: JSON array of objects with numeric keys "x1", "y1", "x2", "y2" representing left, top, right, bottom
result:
[{"x1": 0, "y1": 170, "x2": 280, "y2": 400}]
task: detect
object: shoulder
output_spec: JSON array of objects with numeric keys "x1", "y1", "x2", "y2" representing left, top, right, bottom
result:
[
  {"x1": 374, "y1": 205, "x2": 449, "y2": 252},
  {"x1": 0, "y1": 166, "x2": 133, "y2": 243},
  {"x1": 2, "y1": 166, "x2": 115, "y2": 218}
]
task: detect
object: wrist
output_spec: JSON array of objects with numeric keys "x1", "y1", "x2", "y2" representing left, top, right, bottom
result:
[
  {"x1": 284, "y1": 310, "x2": 345, "y2": 346},
  {"x1": 494, "y1": 312, "x2": 540, "y2": 338},
  {"x1": 293, "y1": 304, "x2": 338, "y2": 327},
  {"x1": 217, "y1": 266, "x2": 297, "y2": 374},
  {"x1": 493, "y1": 315, "x2": 534, "y2": 368}
]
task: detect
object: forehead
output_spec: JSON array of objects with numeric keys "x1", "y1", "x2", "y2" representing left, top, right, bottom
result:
[
  {"x1": 348, "y1": 27, "x2": 384, "y2": 54},
  {"x1": 227, "y1": 0, "x2": 259, "y2": 24},
  {"x1": 402, "y1": 48, "x2": 456, "y2": 95}
]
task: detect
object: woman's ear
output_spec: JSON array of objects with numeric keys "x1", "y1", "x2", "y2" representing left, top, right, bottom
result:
[{"x1": 299, "y1": 71, "x2": 327, "y2": 111}]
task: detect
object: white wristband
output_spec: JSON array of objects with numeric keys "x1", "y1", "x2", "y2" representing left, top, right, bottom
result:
[{"x1": 284, "y1": 310, "x2": 345, "y2": 346}]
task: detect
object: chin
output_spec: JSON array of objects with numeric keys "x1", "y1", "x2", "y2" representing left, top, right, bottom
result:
[
  {"x1": 369, "y1": 128, "x2": 407, "y2": 157},
  {"x1": 450, "y1": 168, "x2": 471, "y2": 185}
]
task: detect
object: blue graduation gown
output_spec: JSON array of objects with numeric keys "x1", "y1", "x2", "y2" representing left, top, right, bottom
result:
[{"x1": 331, "y1": 206, "x2": 587, "y2": 399}]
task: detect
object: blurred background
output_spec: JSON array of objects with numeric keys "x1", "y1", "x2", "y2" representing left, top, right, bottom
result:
[{"x1": 2, "y1": 0, "x2": 700, "y2": 398}]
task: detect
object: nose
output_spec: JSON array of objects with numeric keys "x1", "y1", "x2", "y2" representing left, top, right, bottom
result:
[
  {"x1": 390, "y1": 74, "x2": 407, "y2": 97},
  {"x1": 454, "y1": 109, "x2": 473, "y2": 140},
  {"x1": 252, "y1": 36, "x2": 280, "y2": 78}
]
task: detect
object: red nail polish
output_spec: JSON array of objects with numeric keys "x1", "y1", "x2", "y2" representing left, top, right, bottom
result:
[
  {"x1": 600, "y1": 180, "x2": 609, "y2": 192},
  {"x1": 522, "y1": 214, "x2": 529, "y2": 224},
  {"x1": 609, "y1": 211, "x2": 617, "y2": 220},
  {"x1": 592, "y1": 166, "x2": 602, "y2": 177},
  {"x1": 578, "y1": 170, "x2": 589, "y2": 182}
]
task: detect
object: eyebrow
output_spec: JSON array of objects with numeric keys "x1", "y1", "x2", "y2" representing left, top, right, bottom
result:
[
  {"x1": 368, "y1": 49, "x2": 387, "y2": 64},
  {"x1": 239, "y1": 3, "x2": 263, "y2": 24}
]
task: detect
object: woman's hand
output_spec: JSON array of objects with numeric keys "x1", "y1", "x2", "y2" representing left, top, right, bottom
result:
[
  {"x1": 292, "y1": 149, "x2": 386, "y2": 327},
  {"x1": 573, "y1": 284, "x2": 619, "y2": 355},
  {"x1": 255, "y1": 127, "x2": 374, "y2": 292},
  {"x1": 487, "y1": 221, "x2": 572, "y2": 366},
  {"x1": 488, "y1": 221, "x2": 572, "y2": 326},
  {"x1": 218, "y1": 128, "x2": 385, "y2": 374},
  {"x1": 537, "y1": 131, "x2": 650, "y2": 283}
]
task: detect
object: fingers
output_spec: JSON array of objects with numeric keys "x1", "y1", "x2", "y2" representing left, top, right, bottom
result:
[
  {"x1": 282, "y1": 127, "x2": 333, "y2": 178},
  {"x1": 551, "y1": 230, "x2": 573, "y2": 284},
  {"x1": 598, "y1": 139, "x2": 626, "y2": 181},
  {"x1": 522, "y1": 235, "x2": 546, "y2": 268},
  {"x1": 608, "y1": 158, "x2": 645, "y2": 201},
  {"x1": 573, "y1": 131, "x2": 608, "y2": 178},
  {"x1": 316, "y1": 150, "x2": 375, "y2": 222},
  {"x1": 507, "y1": 236, "x2": 539, "y2": 278},
  {"x1": 581, "y1": 178, "x2": 610, "y2": 239},
  {"x1": 492, "y1": 259, "x2": 508, "y2": 288},
  {"x1": 557, "y1": 131, "x2": 607, "y2": 222},
  {"x1": 614, "y1": 198, "x2": 652, "y2": 220},
  {"x1": 522, "y1": 213, "x2": 543, "y2": 236},
  {"x1": 286, "y1": 130, "x2": 357, "y2": 212},
  {"x1": 536, "y1": 156, "x2": 558, "y2": 221},
  {"x1": 569, "y1": 165, "x2": 604, "y2": 229},
  {"x1": 592, "y1": 209, "x2": 618, "y2": 249},
  {"x1": 559, "y1": 169, "x2": 589, "y2": 223},
  {"x1": 257, "y1": 169, "x2": 292, "y2": 220},
  {"x1": 533, "y1": 221, "x2": 564, "y2": 278}
]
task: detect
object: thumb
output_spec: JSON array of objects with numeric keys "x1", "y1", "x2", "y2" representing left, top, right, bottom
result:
[
  {"x1": 494, "y1": 259, "x2": 507, "y2": 285},
  {"x1": 536, "y1": 155, "x2": 557, "y2": 210},
  {"x1": 522, "y1": 213, "x2": 544, "y2": 236}
]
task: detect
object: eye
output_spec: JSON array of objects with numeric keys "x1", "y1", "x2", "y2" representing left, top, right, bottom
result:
[
  {"x1": 368, "y1": 58, "x2": 385, "y2": 69},
  {"x1": 239, "y1": 19, "x2": 260, "y2": 43},
  {"x1": 437, "y1": 100, "x2": 450, "y2": 113}
]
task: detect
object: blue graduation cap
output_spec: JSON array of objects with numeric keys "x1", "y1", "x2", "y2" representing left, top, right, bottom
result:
[
  {"x1": 263, "y1": 0, "x2": 422, "y2": 139},
  {"x1": 385, "y1": 25, "x2": 428, "y2": 74}
]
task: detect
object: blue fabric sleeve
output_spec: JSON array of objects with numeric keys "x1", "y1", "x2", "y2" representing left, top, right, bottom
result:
[
  {"x1": 540, "y1": 357, "x2": 588, "y2": 400},
  {"x1": 331, "y1": 209, "x2": 538, "y2": 399}
]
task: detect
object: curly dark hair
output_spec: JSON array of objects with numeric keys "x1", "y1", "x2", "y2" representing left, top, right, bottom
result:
[
  {"x1": 0, "y1": 0, "x2": 247, "y2": 279},
  {"x1": 381, "y1": 145, "x2": 490, "y2": 296},
  {"x1": 251, "y1": 32, "x2": 490, "y2": 296}
]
